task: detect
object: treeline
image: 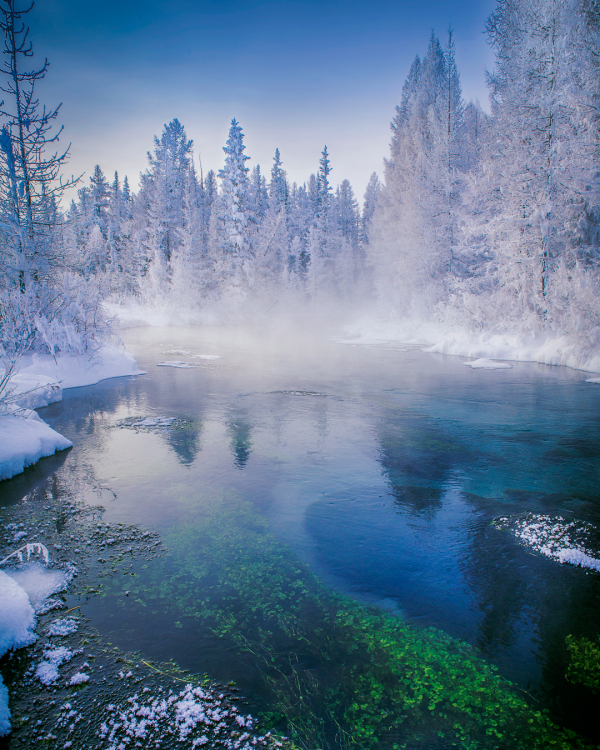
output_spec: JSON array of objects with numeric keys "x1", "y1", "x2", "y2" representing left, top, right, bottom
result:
[
  {"x1": 2, "y1": 0, "x2": 600, "y2": 365},
  {"x1": 369, "y1": 0, "x2": 600, "y2": 343},
  {"x1": 64, "y1": 119, "x2": 376, "y2": 318}
]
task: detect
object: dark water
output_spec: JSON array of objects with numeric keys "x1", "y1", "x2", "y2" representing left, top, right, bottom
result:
[{"x1": 3, "y1": 325, "x2": 600, "y2": 741}]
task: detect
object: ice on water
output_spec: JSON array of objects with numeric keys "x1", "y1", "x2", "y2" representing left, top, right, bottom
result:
[
  {"x1": 156, "y1": 361, "x2": 197, "y2": 368},
  {"x1": 464, "y1": 358, "x2": 513, "y2": 369}
]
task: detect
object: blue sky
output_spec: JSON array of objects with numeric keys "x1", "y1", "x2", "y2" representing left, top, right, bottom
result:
[{"x1": 28, "y1": 0, "x2": 496, "y2": 203}]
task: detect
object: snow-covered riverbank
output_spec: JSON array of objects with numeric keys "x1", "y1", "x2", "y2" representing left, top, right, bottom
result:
[
  {"x1": 0, "y1": 346, "x2": 144, "y2": 482},
  {"x1": 343, "y1": 318, "x2": 600, "y2": 375},
  {"x1": 0, "y1": 487, "x2": 295, "y2": 749}
]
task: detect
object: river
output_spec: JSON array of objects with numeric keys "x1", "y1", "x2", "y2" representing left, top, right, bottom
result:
[{"x1": 7, "y1": 324, "x2": 600, "y2": 747}]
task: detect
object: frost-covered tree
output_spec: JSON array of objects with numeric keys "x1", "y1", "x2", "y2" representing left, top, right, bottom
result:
[
  {"x1": 269, "y1": 148, "x2": 288, "y2": 208},
  {"x1": 483, "y1": 0, "x2": 600, "y2": 327},
  {"x1": 0, "y1": 0, "x2": 109, "y2": 359},
  {"x1": 211, "y1": 118, "x2": 253, "y2": 310},
  {"x1": 369, "y1": 32, "x2": 463, "y2": 317},
  {"x1": 137, "y1": 118, "x2": 193, "y2": 300}
]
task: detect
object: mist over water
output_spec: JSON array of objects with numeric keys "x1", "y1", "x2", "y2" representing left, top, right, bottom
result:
[{"x1": 20, "y1": 323, "x2": 600, "y2": 744}]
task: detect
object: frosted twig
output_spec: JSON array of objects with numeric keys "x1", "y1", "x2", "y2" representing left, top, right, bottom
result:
[{"x1": 0, "y1": 542, "x2": 50, "y2": 566}]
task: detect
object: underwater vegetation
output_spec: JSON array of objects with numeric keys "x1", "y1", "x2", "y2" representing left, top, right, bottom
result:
[
  {"x1": 565, "y1": 635, "x2": 600, "y2": 694},
  {"x1": 110, "y1": 494, "x2": 589, "y2": 750}
]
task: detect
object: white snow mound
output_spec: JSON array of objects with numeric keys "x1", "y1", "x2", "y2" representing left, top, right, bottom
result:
[
  {"x1": 17, "y1": 345, "x2": 145, "y2": 389},
  {"x1": 0, "y1": 571, "x2": 37, "y2": 736},
  {"x1": 0, "y1": 415, "x2": 72, "y2": 481},
  {"x1": 464, "y1": 358, "x2": 513, "y2": 370},
  {"x1": 5, "y1": 562, "x2": 70, "y2": 612},
  {"x1": 5, "y1": 373, "x2": 62, "y2": 410}
]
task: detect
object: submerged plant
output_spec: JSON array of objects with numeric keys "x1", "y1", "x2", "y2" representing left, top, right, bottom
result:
[
  {"x1": 109, "y1": 496, "x2": 589, "y2": 750},
  {"x1": 565, "y1": 635, "x2": 600, "y2": 694}
]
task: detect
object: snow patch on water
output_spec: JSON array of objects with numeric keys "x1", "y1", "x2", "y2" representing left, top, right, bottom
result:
[
  {"x1": 36, "y1": 646, "x2": 79, "y2": 685},
  {"x1": 68, "y1": 672, "x2": 89, "y2": 685},
  {"x1": 47, "y1": 618, "x2": 79, "y2": 637},
  {"x1": 191, "y1": 354, "x2": 221, "y2": 360},
  {"x1": 116, "y1": 416, "x2": 187, "y2": 433},
  {"x1": 96, "y1": 683, "x2": 259, "y2": 747},
  {"x1": 156, "y1": 361, "x2": 196, "y2": 369},
  {"x1": 464, "y1": 358, "x2": 513, "y2": 369},
  {"x1": 495, "y1": 514, "x2": 600, "y2": 572}
]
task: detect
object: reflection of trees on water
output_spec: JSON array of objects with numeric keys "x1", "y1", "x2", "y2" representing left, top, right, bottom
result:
[
  {"x1": 457, "y1": 504, "x2": 529, "y2": 659},
  {"x1": 0, "y1": 450, "x2": 70, "y2": 509},
  {"x1": 227, "y1": 411, "x2": 253, "y2": 469},
  {"x1": 164, "y1": 421, "x2": 202, "y2": 466},
  {"x1": 43, "y1": 375, "x2": 148, "y2": 453},
  {"x1": 376, "y1": 411, "x2": 467, "y2": 515}
]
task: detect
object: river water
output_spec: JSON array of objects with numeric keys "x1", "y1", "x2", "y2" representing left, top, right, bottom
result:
[{"x1": 7, "y1": 325, "x2": 600, "y2": 745}]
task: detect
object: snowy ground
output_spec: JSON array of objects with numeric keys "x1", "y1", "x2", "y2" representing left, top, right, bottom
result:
[
  {"x1": 0, "y1": 491, "x2": 294, "y2": 749},
  {"x1": 0, "y1": 345, "x2": 144, "y2": 482},
  {"x1": 342, "y1": 318, "x2": 600, "y2": 375}
]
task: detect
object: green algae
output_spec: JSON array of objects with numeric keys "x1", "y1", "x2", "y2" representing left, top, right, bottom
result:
[{"x1": 109, "y1": 493, "x2": 589, "y2": 750}]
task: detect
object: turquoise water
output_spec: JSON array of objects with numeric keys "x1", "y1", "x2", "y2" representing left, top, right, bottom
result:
[{"x1": 5, "y1": 325, "x2": 600, "y2": 744}]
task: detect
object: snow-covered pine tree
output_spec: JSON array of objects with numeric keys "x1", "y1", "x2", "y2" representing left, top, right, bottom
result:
[
  {"x1": 171, "y1": 162, "x2": 203, "y2": 309},
  {"x1": 255, "y1": 150, "x2": 290, "y2": 298},
  {"x1": 360, "y1": 172, "x2": 381, "y2": 246},
  {"x1": 211, "y1": 118, "x2": 254, "y2": 312},
  {"x1": 138, "y1": 118, "x2": 193, "y2": 302}
]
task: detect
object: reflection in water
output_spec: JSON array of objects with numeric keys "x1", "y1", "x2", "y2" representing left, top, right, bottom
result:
[
  {"x1": 227, "y1": 411, "x2": 253, "y2": 469},
  {"x1": 0, "y1": 450, "x2": 70, "y2": 509},
  {"x1": 164, "y1": 420, "x2": 202, "y2": 466},
  {"x1": 1, "y1": 326, "x2": 598, "y2": 745}
]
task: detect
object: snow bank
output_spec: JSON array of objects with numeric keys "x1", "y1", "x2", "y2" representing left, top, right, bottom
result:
[
  {"x1": 0, "y1": 344, "x2": 144, "y2": 483},
  {"x1": 6, "y1": 373, "x2": 63, "y2": 410},
  {"x1": 0, "y1": 415, "x2": 72, "y2": 481},
  {"x1": 343, "y1": 317, "x2": 600, "y2": 374},
  {"x1": 0, "y1": 571, "x2": 36, "y2": 655},
  {"x1": 17, "y1": 344, "x2": 144, "y2": 390},
  {"x1": 0, "y1": 571, "x2": 37, "y2": 736}
]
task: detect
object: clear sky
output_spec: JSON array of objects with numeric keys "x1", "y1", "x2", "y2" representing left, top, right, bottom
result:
[{"x1": 27, "y1": 0, "x2": 497, "y2": 204}]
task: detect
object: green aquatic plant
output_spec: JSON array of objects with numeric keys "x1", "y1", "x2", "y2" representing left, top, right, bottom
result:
[
  {"x1": 565, "y1": 635, "x2": 600, "y2": 693},
  {"x1": 115, "y1": 495, "x2": 588, "y2": 750}
]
